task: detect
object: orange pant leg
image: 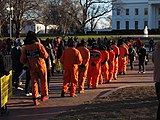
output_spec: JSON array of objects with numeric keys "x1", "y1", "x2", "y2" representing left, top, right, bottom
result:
[
  {"x1": 62, "y1": 68, "x2": 71, "y2": 93},
  {"x1": 101, "y1": 64, "x2": 109, "y2": 82},
  {"x1": 87, "y1": 66, "x2": 93, "y2": 86},
  {"x1": 78, "y1": 68, "x2": 88, "y2": 91},
  {"x1": 109, "y1": 62, "x2": 114, "y2": 81},
  {"x1": 91, "y1": 68, "x2": 100, "y2": 88},
  {"x1": 122, "y1": 59, "x2": 127, "y2": 72},
  {"x1": 98, "y1": 66, "x2": 102, "y2": 84},
  {"x1": 39, "y1": 70, "x2": 48, "y2": 97},
  {"x1": 113, "y1": 59, "x2": 118, "y2": 79},
  {"x1": 63, "y1": 67, "x2": 78, "y2": 96},
  {"x1": 31, "y1": 77, "x2": 39, "y2": 98},
  {"x1": 98, "y1": 74, "x2": 103, "y2": 84},
  {"x1": 118, "y1": 58, "x2": 123, "y2": 73},
  {"x1": 70, "y1": 67, "x2": 78, "y2": 96}
]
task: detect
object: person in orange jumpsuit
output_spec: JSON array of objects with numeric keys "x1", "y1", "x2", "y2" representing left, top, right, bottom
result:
[
  {"x1": 99, "y1": 45, "x2": 109, "y2": 84},
  {"x1": 107, "y1": 46, "x2": 115, "y2": 82},
  {"x1": 60, "y1": 39, "x2": 82, "y2": 97},
  {"x1": 118, "y1": 43, "x2": 128, "y2": 75},
  {"x1": 77, "y1": 40, "x2": 90, "y2": 93},
  {"x1": 111, "y1": 40, "x2": 120, "y2": 80},
  {"x1": 87, "y1": 44, "x2": 101, "y2": 88},
  {"x1": 20, "y1": 31, "x2": 49, "y2": 106}
]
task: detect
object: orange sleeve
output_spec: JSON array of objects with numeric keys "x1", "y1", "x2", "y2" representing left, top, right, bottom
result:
[
  {"x1": 39, "y1": 43, "x2": 48, "y2": 59},
  {"x1": 83, "y1": 49, "x2": 90, "y2": 65},
  {"x1": 109, "y1": 51, "x2": 115, "y2": 62},
  {"x1": 76, "y1": 50, "x2": 83, "y2": 65}
]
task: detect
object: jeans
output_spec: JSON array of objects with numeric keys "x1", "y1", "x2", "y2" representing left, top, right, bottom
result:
[{"x1": 155, "y1": 82, "x2": 160, "y2": 120}]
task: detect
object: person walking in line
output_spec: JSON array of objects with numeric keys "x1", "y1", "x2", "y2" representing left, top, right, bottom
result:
[
  {"x1": 152, "y1": 42, "x2": 160, "y2": 120},
  {"x1": 77, "y1": 40, "x2": 90, "y2": 93},
  {"x1": 87, "y1": 43, "x2": 101, "y2": 89},
  {"x1": 107, "y1": 46, "x2": 115, "y2": 83},
  {"x1": 99, "y1": 45, "x2": 109, "y2": 84},
  {"x1": 60, "y1": 39, "x2": 82, "y2": 97},
  {"x1": 111, "y1": 40, "x2": 119, "y2": 80},
  {"x1": 137, "y1": 44, "x2": 147, "y2": 73},
  {"x1": 118, "y1": 43, "x2": 128, "y2": 75},
  {"x1": 20, "y1": 31, "x2": 49, "y2": 106}
]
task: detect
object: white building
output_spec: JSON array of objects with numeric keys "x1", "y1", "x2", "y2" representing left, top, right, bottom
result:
[
  {"x1": 112, "y1": 0, "x2": 160, "y2": 30},
  {"x1": 21, "y1": 22, "x2": 58, "y2": 34}
]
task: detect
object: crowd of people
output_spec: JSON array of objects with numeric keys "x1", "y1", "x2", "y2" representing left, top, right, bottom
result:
[{"x1": 0, "y1": 32, "x2": 155, "y2": 106}]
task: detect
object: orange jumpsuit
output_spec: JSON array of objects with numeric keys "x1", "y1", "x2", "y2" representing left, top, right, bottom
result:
[
  {"x1": 118, "y1": 44, "x2": 128, "y2": 74},
  {"x1": 108, "y1": 49, "x2": 115, "y2": 81},
  {"x1": 77, "y1": 46, "x2": 90, "y2": 93},
  {"x1": 112, "y1": 44, "x2": 120, "y2": 80},
  {"x1": 87, "y1": 49, "x2": 101, "y2": 88},
  {"x1": 20, "y1": 42, "x2": 49, "y2": 99},
  {"x1": 99, "y1": 50, "x2": 109, "y2": 84},
  {"x1": 60, "y1": 47, "x2": 82, "y2": 97},
  {"x1": 124, "y1": 43, "x2": 129, "y2": 64}
]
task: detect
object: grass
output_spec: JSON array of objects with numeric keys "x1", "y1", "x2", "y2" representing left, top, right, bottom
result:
[{"x1": 52, "y1": 86, "x2": 158, "y2": 120}]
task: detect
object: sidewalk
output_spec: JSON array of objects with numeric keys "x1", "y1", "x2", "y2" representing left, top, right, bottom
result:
[{"x1": 1, "y1": 60, "x2": 154, "y2": 120}]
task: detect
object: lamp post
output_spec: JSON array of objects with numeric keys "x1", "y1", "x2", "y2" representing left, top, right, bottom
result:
[{"x1": 6, "y1": 6, "x2": 13, "y2": 38}]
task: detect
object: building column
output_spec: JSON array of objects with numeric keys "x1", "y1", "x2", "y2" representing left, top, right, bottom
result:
[{"x1": 148, "y1": 4, "x2": 152, "y2": 30}]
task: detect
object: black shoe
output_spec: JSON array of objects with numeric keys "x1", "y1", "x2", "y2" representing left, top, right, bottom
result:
[
  {"x1": 113, "y1": 78, "x2": 117, "y2": 80},
  {"x1": 61, "y1": 90, "x2": 66, "y2": 97},
  {"x1": 123, "y1": 72, "x2": 126, "y2": 75},
  {"x1": 118, "y1": 72, "x2": 122, "y2": 75}
]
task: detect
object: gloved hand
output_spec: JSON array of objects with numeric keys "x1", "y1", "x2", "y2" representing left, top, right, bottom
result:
[
  {"x1": 101, "y1": 62, "x2": 105, "y2": 66},
  {"x1": 91, "y1": 62, "x2": 96, "y2": 66},
  {"x1": 79, "y1": 64, "x2": 85, "y2": 68}
]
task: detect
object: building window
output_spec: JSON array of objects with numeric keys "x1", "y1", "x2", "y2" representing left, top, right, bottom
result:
[
  {"x1": 135, "y1": 21, "x2": 138, "y2": 30},
  {"x1": 144, "y1": 8, "x2": 148, "y2": 15},
  {"x1": 144, "y1": 21, "x2": 148, "y2": 28},
  {"x1": 116, "y1": 21, "x2": 120, "y2": 30},
  {"x1": 158, "y1": 21, "x2": 160, "y2": 29},
  {"x1": 126, "y1": 9, "x2": 129, "y2": 15},
  {"x1": 135, "y1": 8, "x2": 139, "y2": 15},
  {"x1": 126, "y1": 21, "x2": 129, "y2": 30},
  {"x1": 117, "y1": 9, "x2": 120, "y2": 15}
]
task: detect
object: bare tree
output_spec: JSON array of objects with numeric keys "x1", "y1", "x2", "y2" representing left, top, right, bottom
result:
[
  {"x1": 0, "y1": 0, "x2": 9, "y2": 37},
  {"x1": 11, "y1": 0, "x2": 44, "y2": 37},
  {"x1": 75, "y1": 0, "x2": 122, "y2": 32}
]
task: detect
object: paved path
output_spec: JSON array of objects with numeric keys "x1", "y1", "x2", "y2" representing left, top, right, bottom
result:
[{"x1": 1, "y1": 57, "x2": 154, "y2": 120}]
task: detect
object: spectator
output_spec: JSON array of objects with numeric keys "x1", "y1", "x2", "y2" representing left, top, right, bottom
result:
[
  {"x1": 138, "y1": 44, "x2": 147, "y2": 73},
  {"x1": 149, "y1": 38, "x2": 154, "y2": 52},
  {"x1": 128, "y1": 44, "x2": 137, "y2": 70},
  {"x1": 11, "y1": 38, "x2": 24, "y2": 89}
]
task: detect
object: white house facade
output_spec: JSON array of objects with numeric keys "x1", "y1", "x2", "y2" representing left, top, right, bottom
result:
[{"x1": 112, "y1": 0, "x2": 160, "y2": 30}]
